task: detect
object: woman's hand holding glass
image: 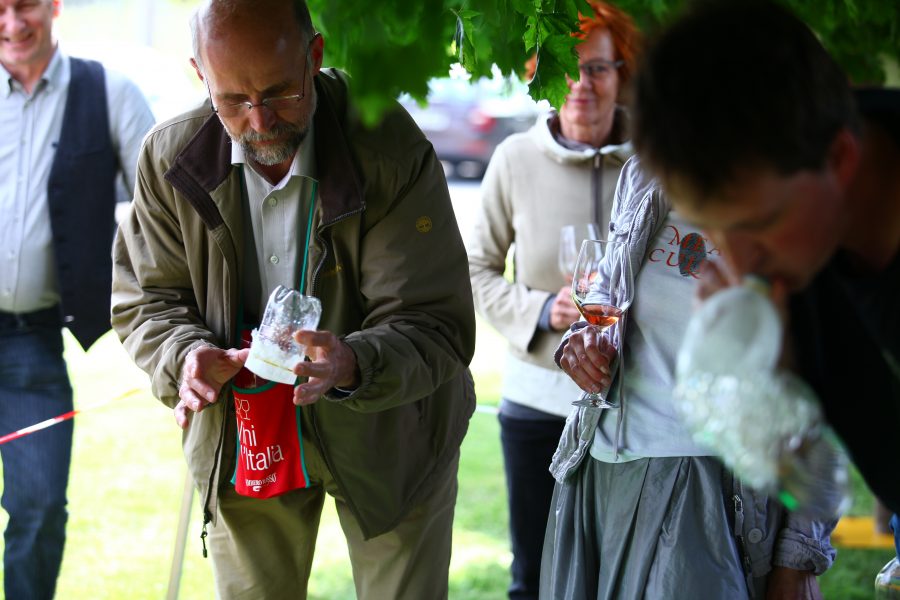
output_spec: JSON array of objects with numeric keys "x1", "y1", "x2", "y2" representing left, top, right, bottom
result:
[
  {"x1": 560, "y1": 326, "x2": 617, "y2": 397},
  {"x1": 553, "y1": 223, "x2": 601, "y2": 331},
  {"x1": 568, "y1": 239, "x2": 634, "y2": 408},
  {"x1": 549, "y1": 286, "x2": 582, "y2": 331}
]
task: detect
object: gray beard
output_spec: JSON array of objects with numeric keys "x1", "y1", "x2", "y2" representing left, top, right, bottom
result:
[
  {"x1": 238, "y1": 123, "x2": 308, "y2": 165},
  {"x1": 228, "y1": 89, "x2": 317, "y2": 166}
]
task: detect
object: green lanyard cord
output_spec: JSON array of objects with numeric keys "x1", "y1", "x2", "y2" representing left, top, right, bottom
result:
[
  {"x1": 237, "y1": 170, "x2": 319, "y2": 329},
  {"x1": 299, "y1": 179, "x2": 317, "y2": 293}
]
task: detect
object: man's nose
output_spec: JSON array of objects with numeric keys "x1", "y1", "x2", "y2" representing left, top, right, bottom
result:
[
  {"x1": 0, "y1": 8, "x2": 23, "y2": 32},
  {"x1": 247, "y1": 104, "x2": 277, "y2": 132}
]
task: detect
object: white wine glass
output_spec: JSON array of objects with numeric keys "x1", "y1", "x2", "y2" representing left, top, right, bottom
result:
[
  {"x1": 570, "y1": 239, "x2": 634, "y2": 409},
  {"x1": 558, "y1": 223, "x2": 601, "y2": 281}
]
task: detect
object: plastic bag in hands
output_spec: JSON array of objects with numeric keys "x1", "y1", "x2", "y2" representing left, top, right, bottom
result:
[
  {"x1": 245, "y1": 285, "x2": 322, "y2": 385},
  {"x1": 673, "y1": 277, "x2": 849, "y2": 518}
]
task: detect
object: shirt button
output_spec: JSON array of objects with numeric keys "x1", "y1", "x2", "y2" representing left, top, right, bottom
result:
[
  {"x1": 269, "y1": 255, "x2": 279, "y2": 265},
  {"x1": 268, "y1": 197, "x2": 278, "y2": 207},
  {"x1": 747, "y1": 528, "x2": 764, "y2": 544}
]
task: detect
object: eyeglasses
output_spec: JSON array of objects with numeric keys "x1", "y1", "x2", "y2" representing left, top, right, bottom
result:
[
  {"x1": 211, "y1": 93, "x2": 305, "y2": 119},
  {"x1": 206, "y1": 33, "x2": 319, "y2": 119},
  {"x1": 578, "y1": 59, "x2": 624, "y2": 80}
]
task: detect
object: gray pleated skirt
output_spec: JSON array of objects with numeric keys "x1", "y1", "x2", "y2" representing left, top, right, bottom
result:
[{"x1": 540, "y1": 456, "x2": 770, "y2": 600}]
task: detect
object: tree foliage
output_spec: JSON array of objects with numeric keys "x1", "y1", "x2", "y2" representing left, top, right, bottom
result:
[{"x1": 303, "y1": 0, "x2": 899, "y2": 124}]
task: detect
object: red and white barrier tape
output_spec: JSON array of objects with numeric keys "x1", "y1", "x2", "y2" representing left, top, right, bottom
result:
[
  {"x1": 0, "y1": 390, "x2": 499, "y2": 446},
  {"x1": 0, "y1": 388, "x2": 143, "y2": 446}
]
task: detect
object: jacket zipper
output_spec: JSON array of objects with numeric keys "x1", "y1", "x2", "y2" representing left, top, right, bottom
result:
[
  {"x1": 199, "y1": 221, "x2": 241, "y2": 558},
  {"x1": 732, "y1": 490, "x2": 755, "y2": 596},
  {"x1": 592, "y1": 153, "x2": 603, "y2": 228}
]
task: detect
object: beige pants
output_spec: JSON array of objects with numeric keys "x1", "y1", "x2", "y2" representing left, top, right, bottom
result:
[{"x1": 207, "y1": 419, "x2": 459, "y2": 600}]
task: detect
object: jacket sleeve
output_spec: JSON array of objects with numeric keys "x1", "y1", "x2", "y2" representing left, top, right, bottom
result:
[
  {"x1": 111, "y1": 138, "x2": 222, "y2": 409},
  {"x1": 334, "y1": 140, "x2": 476, "y2": 412},
  {"x1": 467, "y1": 141, "x2": 552, "y2": 353},
  {"x1": 772, "y1": 510, "x2": 838, "y2": 575},
  {"x1": 106, "y1": 69, "x2": 156, "y2": 197},
  {"x1": 553, "y1": 156, "x2": 641, "y2": 367}
]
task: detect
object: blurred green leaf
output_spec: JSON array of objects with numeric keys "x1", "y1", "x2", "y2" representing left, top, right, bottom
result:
[{"x1": 305, "y1": 0, "x2": 900, "y2": 124}]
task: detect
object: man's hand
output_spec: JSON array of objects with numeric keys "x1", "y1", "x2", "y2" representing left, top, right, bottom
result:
[
  {"x1": 175, "y1": 345, "x2": 249, "y2": 429},
  {"x1": 558, "y1": 326, "x2": 616, "y2": 394},
  {"x1": 549, "y1": 286, "x2": 582, "y2": 331},
  {"x1": 766, "y1": 566, "x2": 822, "y2": 600},
  {"x1": 292, "y1": 330, "x2": 360, "y2": 405},
  {"x1": 696, "y1": 258, "x2": 791, "y2": 341},
  {"x1": 695, "y1": 257, "x2": 740, "y2": 305},
  {"x1": 696, "y1": 258, "x2": 788, "y2": 311}
]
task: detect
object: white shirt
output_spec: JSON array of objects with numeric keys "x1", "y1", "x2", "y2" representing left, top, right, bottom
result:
[
  {"x1": 0, "y1": 48, "x2": 155, "y2": 313},
  {"x1": 231, "y1": 124, "x2": 318, "y2": 320},
  {"x1": 591, "y1": 211, "x2": 719, "y2": 462}
]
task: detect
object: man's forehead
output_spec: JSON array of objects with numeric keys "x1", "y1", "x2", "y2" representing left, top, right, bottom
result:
[{"x1": 661, "y1": 174, "x2": 716, "y2": 219}]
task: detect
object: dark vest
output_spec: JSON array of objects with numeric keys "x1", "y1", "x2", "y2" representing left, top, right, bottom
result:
[{"x1": 46, "y1": 58, "x2": 119, "y2": 349}]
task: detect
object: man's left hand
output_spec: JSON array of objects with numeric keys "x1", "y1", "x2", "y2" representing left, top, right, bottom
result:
[
  {"x1": 766, "y1": 566, "x2": 822, "y2": 600},
  {"x1": 291, "y1": 330, "x2": 360, "y2": 405}
]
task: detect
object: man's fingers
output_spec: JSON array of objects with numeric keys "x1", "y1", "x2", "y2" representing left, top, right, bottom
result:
[
  {"x1": 293, "y1": 329, "x2": 334, "y2": 348},
  {"x1": 293, "y1": 379, "x2": 327, "y2": 405},
  {"x1": 179, "y1": 384, "x2": 213, "y2": 413},
  {"x1": 293, "y1": 360, "x2": 333, "y2": 380},
  {"x1": 224, "y1": 347, "x2": 250, "y2": 367},
  {"x1": 174, "y1": 401, "x2": 191, "y2": 430},
  {"x1": 181, "y1": 372, "x2": 218, "y2": 403},
  {"x1": 696, "y1": 260, "x2": 728, "y2": 301}
]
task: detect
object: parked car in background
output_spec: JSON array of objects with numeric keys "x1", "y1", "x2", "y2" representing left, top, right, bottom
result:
[{"x1": 400, "y1": 74, "x2": 542, "y2": 180}]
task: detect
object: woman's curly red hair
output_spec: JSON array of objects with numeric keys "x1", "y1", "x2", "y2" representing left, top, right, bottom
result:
[
  {"x1": 575, "y1": 1, "x2": 640, "y2": 87},
  {"x1": 526, "y1": 1, "x2": 640, "y2": 89}
]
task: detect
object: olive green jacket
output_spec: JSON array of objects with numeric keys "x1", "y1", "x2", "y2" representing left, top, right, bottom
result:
[{"x1": 112, "y1": 69, "x2": 476, "y2": 539}]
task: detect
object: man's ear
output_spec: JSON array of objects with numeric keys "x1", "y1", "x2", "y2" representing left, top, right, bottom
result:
[
  {"x1": 309, "y1": 32, "x2": 325, "y2": 77},
  {"x1": 829, "y1": 127, "x2": 861, "y2": 192},
  {"x1": 190, "y1": 58, "x2": 204, "y2": 83}
]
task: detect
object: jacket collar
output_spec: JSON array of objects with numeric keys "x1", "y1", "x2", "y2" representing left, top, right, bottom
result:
[
  {"x1": 164, "y1": 71, "x2": 365, "y2": 229},
  {"x1": 311, "y1": 73, "x2": 366, "y2": 224},
  {"x1": 530, "y1": 108, "x2": 633, "y2": 164}
]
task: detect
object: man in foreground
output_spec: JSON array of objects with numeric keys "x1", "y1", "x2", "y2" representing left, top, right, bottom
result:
[
  {"x1": 633, "y1": 0, "x2": 899, "y2": 549},
  {"x1": 111, "y1": 1, "x2": 475, "y2": 598}
]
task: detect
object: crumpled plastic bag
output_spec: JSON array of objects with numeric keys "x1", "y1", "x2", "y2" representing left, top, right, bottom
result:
[
  {"x1": 673, "y1": 278, "x2": 849, "y2": 518},
  {"x1": 245, "y1": 285, "x2": 322, "y2": 384}
]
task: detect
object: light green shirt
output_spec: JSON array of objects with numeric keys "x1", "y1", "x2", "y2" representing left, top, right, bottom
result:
[{"x1": 232, "y1": 123, "x2": 318, "y2": 320}]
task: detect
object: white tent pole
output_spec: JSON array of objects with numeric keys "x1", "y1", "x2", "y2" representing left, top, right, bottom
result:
[{"x1": 166, "y1": 468, "x2": 195, "y2": 600}]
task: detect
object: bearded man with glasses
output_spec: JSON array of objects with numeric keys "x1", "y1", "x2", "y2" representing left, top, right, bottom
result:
[{"x1": 111, "y1": 1, "x2": 476, "y2": 598}]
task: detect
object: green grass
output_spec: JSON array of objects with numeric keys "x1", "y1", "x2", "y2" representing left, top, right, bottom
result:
[
  {"x1": 819, "y1": 467, "x2": 896, "y2": 599},
  {"x1": 0, "y1": 325, "x2": 511, "y2": 599},
  {"x1": 0, "y1": 321, "x2": 891, "y2": 598}
]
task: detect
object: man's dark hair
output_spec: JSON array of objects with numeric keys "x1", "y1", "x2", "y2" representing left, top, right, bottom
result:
[{"x1": 633, "y1": 1, "x2": 858, "y2": 200}]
